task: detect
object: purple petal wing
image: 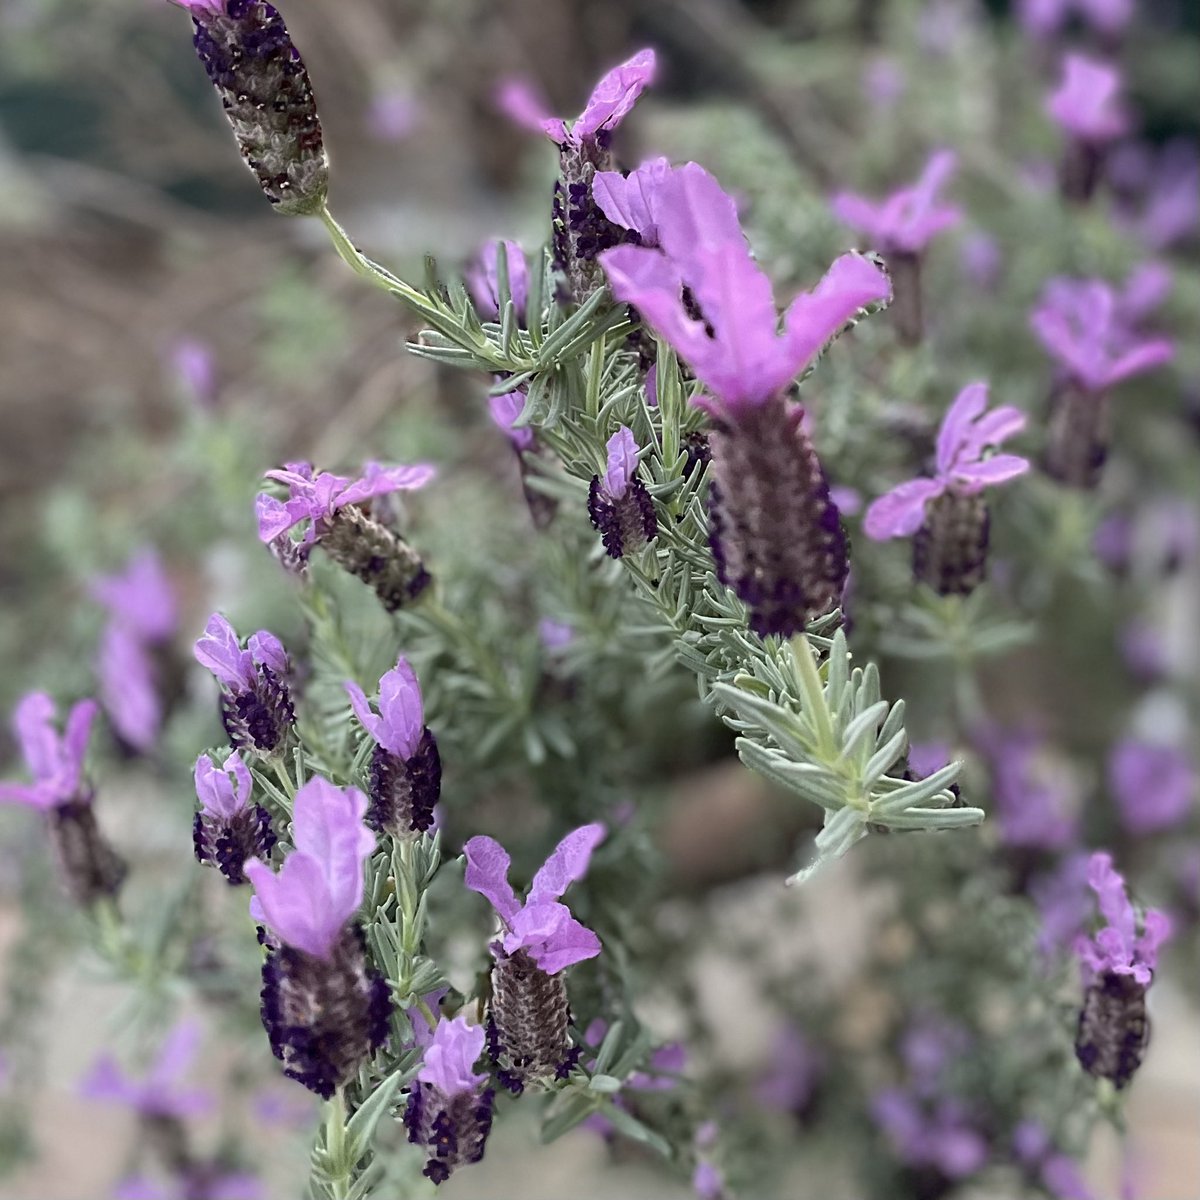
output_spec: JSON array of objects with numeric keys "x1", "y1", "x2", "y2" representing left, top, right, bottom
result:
[
  {"x1": 12, "y1": 692, "x2": 58, "y2": 780},
  {"x1": 935, "y1": 382, "x2": 990, "y2": 475},
  {"x1": 529, "y1": 822, "x2": 606, "y2": 901},
  {"x1": 863, "y1": 479, "x2": 944, "y2": 540},
  {"x1": 334, "y1": 462, "x2": 436, "y2": 510},
  {"x1": 376, "y1": 657, "x2": 425, "y2": 759},
  {"x1": 573, "y1": 48, "x2": 656, "y2": 140},
  {"x1": 952, "y1": 454, "x2": 1030, "y2": 488},
  {"x1": 194, "y1": 614, "x2": 252, "y2": 690},
  {"x1": 603, "y1": 426, "x2": 640, "y2": 500},
  {"x1": 463, "y1": 835, "x2": 520, "y2": 923},
  {"x1": 245, "y1": 853, "x2": 341, "y2": 959},
  {"x1": 290, "y1": 778, "x2": 374, "y2": 929}
]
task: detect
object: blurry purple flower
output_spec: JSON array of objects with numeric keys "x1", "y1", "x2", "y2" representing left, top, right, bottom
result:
[
  {"x1": 80, "y1": 1020, "x2": 212, "y2": 1120},
  {"x1": 464, "y1": 824, "x2": 605, "y2": 974},
  {"x1": 169, "y1": 338, "x2": 217, "y2": 407},
  {"x1": 487, "y1": 391, "x2": 535, "y2": 452},
  {"x1": 1110, "y1": 740, "x2": 1195, "y2": 836},
  {"x1": 256, "y1": 460, "x2": 435, "y2": 549},
  {"x1": 538, "y1": 618, "x2": 574, "y2": 651},
  {"x1": 981, "y1": 728, "x2": 1079, "y2": 852},
  {"x1": 0, "y1": 693, "x2": 96, "y2": 810},
  {"x1": 1119, "y1": 139, "x2": 1199, "y2": 251},
  {"x1": 1019, "y1": 0, "x2": 1132, "y2": 36},
  {"x1": 755, "y1": 1027, "x2": 823, "y2": 1116},
  {"x1": 245, "y1": 778, "x2": 376, "y2": 959},
  {"x1": 91, "y1": 548, "x2": 178, "y2": 644},
  {"x1": 345, "y1": 656, "x2": 441, "y2": 837},
  {"x1": 496, "y1": 50, "x2": 656, "y2": 147},
  {"x1": 907, "y1": 741, "x2": 951, "y2": 779},
  {"x1": 467, "y1": 239, "x2": 529, "y2": 324},
  {"x1": 960, "y1": 232, "x2": 1002, "y2": 289},
  {"x1": 251, "y1": 1085, "x2": 316, "y2": 1130},
  {"x1": 1046, "y1": 54, "x2": 1128, "y2": 144},
  {"x1": 98, "y1": 623, "x2": 161, "y2": 753},
  {"x1": 1120, "y1": 621, "x2": 1168, "y2": 684},
  {"x1": 1031, "y1": 852, "x2": 1094, "y2": 955},
  {"x1": 584, "y1": 1019, "x2": 686, "y2": 1093},
  {"x1": 828, "y1": 485, "x2": 862, "y2": 516},
  {"x1": 587, "y1": 425, "x2": 658, "y2": 558},
  {"x1": 1031, "y1": 277, "x2": 1174, "y2": 392},
  {"x1": 114, "y1": 1172, "x2": 263, "y2": 1200},
  {"x1": 1014, "y1": 1121, "x2": 1094, "y2": 1200},
  {"x1": 832, "y1": 151, "x2": 961, "y2": 256},
  {"x1": 872, "y1": 1089, "x2": 987, "y2": 1178},
  {"x1": 862, "y1": 56, "x2": 906, "y2": 107},
  {"x1": 864, "y1": 382, "x2": 1027, "y2": 541},
  {"x1": 1076, "y1": 852, "x2": 1170, "y2": 984},
  {"x1": 901, "y1": 1016, "x2": 971, "y2": 1096},
  {"x1": 1118, "y1": 262, "x2": 1172, "y2": 324},
  {"x1": 367, "y1": 88, "x2": 419, "y2": 141},
  {"x1": 1043, "y1": 1154, "x2": 1097, "y2": 1200},
  {"x1": 692, "y1": 1160, "x2": 726, "y2": 1200}
]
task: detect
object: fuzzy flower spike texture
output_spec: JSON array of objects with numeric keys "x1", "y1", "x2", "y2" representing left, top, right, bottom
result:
[
  {"x1": 864, "y1": 382, "x2": 1028, "y2": 595},
  {"x1": 245, "y1": 777, "x2": 390, "y2": 1097},
  {"x1": 464, "y1": 823, "x2": 605, "y2": 1091},
  {"x1": 257, "y1": 460, "x2": 435, "y2": 608},
  {"x1": 600, "y1": 161, "x2": 891, "y2": 637}
]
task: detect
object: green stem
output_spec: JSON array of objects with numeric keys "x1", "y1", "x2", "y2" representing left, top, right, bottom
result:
[
  {"x1": 324, "y1": 1088, "x2": 350, "y2": 1200},
  {"x1": 272, "y1": 756, "x2": 297, "y2": 803},
  {"x1": 319, "y1": 205, "x2": 420, "y2": 304}
]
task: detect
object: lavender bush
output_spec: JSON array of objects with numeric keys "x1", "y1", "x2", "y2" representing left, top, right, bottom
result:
[{"x1": 1, "y1": 1, "x2": 1197, "y2": 1197}]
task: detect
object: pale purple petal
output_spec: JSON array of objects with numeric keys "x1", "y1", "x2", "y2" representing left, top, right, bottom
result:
[
  {"x1": 504, "y1": 901, "x2": 602, "y2": 974},
  {"x1": 247, "y1": 631, "x2": 288, "y2": 677},
  {"x1": 1046, "y1": 54, "x2": 1129, "y2": 143},
  {"x1": 573, "y1": 48, "x2": 657, "y2": 140},
  {"x1": 256, "y1": 493, "x2": 298, "y2": 543},
  {"x1": 1103, "y1": 339, "x2": 1174, "y2": 386},
  {"x1": 335, "y1": 461, "x2": 436, "y2": 510},
  {"x1": 416, "y1": 1015, "x2": 488, "y2": 1096},
  {"x1": 1042, "y1": 1154, "x2": 1096, "y2": 1200},
  {"x1": 79, "y1": 1056, "x2": 140, "y2": 1107},
  {"x1": 654, "y1": 162, "x2": 745, "y2": 265},
  {"x1": 936, "y1": 381, "x2": 990, "y2": 476},
  {"x1": 592, "y1": 157, "x2": 673, "y2": 245},
  {"x1": 602, "y1": 427, "x2": 640, "y2": 500},
  {"x1": 12, "y1": 692, "x2": 59, "y2": 780},
  {"x1": 863, "y1": 479, "x2": 944, "y2": 540},
  {"x1": 375, "y1": 657, "x2": 425, "y2": 759},
  {"x1": 289, "y1": 778, "x2": 375, "y2": 926},
  {"x1": 99, "y1": 623, "x2": 160, "y2": 752},
  {"x1": 529, "y1": 822, "x2": 606, "y2": 901},
  {"x1": 488, "y1": 390, "x2": 535, "y2": 451},
  {"x1": 781, "y1": 252, "x2": 892, "y2": 376},
  {"x1": 113, "y1": 1176, "x2": 168, "y2": 1200},
  {"x1": 194, "y1": 614, "x2": 253, "y2": 690},
  {"x1": 245, "y1": 853, "x2": 345, "y2": 960},
  {"x1": 467, "y1": 240, "x2": 530, "y2": 322},
  {"x1": 494, "y1": 77, "x2": 565, "y2": 141},
  {"x1": 0, "y1": 783, "x2": 48, "y2": 809},
  {"x1": 344, "y1": 681, "x2": 384, "y2": 747},
  {"x1": 952, "y1": 454, "x2": 1030, "y2": 489},
  {"x1": 194, "y1": 753, "x2": 247, "y2": 820},
  {"x1": 210, "y1": 1174, "x2": 266, "y2": 1200},
  {"x1": 463, "y1": 835, "x2": 521, "y2": 923},
  {"x1": 831, "y1": 192, "x2": 888, "y2": 243},
  {"x1": 1110, "y1": 740, "x2": 1195, "y2": 835},
  {"x1": 90, "y1": 549, "x2": 178, "y2": 642}
]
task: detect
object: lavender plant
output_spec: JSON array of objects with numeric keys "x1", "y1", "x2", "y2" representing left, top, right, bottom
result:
[{"x1": 1, "y1": 1, "x2": 1197, "y2": 1198}]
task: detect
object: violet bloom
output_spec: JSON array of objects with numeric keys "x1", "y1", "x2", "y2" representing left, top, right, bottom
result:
[
  {"x1": 1074, "y1": 852, "x2": 1170, "y2": 1088},
  {"x1": 403, "y1": 1016, "x2": 495, "y2": 1185},
  {"x1": 601, "y1": 162, "x2": 891, "y2": 637},
  {"x1": 115, "y1": 1173, "x2": 263, "y2": 1200},
  {"x1": 257, "y1": 459, "x2": 435, "y2": 608},
  {"x1": 978, "y1": 728, "x2": 1079, "y2": 853},
  {"x1": 1019, "y1": 0, "x2": 1133, "y2": 37},
  {"x1": 245, "y1": 777, "x2": 389, "y2": 1097},
  {"x1": 169, "y1": 337, "x2": 217, "y2": 408},
  {"x1": 871, "y1": 1088, "x2": 988, "y2": 1180},
  {"x1": 80, "y1": 1020, "x2": 212, "y2": 1121},
  {"x1": 0, "y1": 693, "x2": 125, "y2": 905},
  {"x1": 1013, "y1": 1120, "x2": 1094, "y2": 1200},
  {"x1": 755, "y1": 1027, "x2": 823, "y2": 1120},
  {"x1": 960, "y1": 232, "x2": 1002, "y2": 290},
  {"x1": 193, "y1": 614, "x2": 295, "y2": 759},
  {"x1": 1118, "y1": 139, "x2": 1199, "y2": 252},
  {"x1": 464, "y1": 823, "x2": 605, "y2": 1090},
  {"x1": 864, "y1": 382, "x2": 1027, "y2": 595},
  {"x1": 192, "y1": 750, "x2": 275, "y2": 885},
  {"x1": 1031, "y1": 852, "x2": 1094, "y2": 956},
  {"x1": 345, "y1": 656, "x2": 441, "y2": 838},
  {"x1": 1110, "y1": 740, "x2": 1195, "y2": 836},
  {"x1": 98, "y1": 623, "x2": 161, "y2": 754},
  {"x1": 831, "y1": 151, "x2": 960, "y2": 344},
  {"x1": 1031, "y1": 277, "x2": 1173, "y2": 488},
  {"x1": 501, "y1": 50, "x2": 656, "y2": 300},
  {"x1": 178, "y1": 0, "x2": 327, "y2": 215},
  {"x1": 586, "y1": 426, "x2": 658, "y2": 558},
  {"x1": 692, "y1": 1160, "x2": 727, "y2": 1200},
  {"x1": 592, "y1": 155, "x2": 674, "y2": 249},
  {"x1": 1046, "y1": 54, "x2": 1129, "y2": 202},
  {"x1": 367, "y1": 88, "x2": 419, "y2": 142},
  {"x1": 92, "y1": 548, "x2": 178, "y2": 644},
  {"x1": 467, "y1": 240, "x2": 530, "y2": 325}
]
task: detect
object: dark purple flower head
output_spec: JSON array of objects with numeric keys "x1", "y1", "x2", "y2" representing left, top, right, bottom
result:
[
  {"x1": 193, "y1": 748, "x2": 274, "y2": 886},
  {"x1": 1075, "y1": 852, "x2": 1170, "y2": 985},
  {"x1": 864, "y1": 382, "x2": 1027, "y2": 540},
  {"x1": 91, "y1": 548, "x2": 178, "y2": 643},
  {"x1": 80, "y1": 1020, "x2": 213, "y2": 1120},
  {"x1": 467, "y1": 240, "x2": 530, "y2": 324},
  {"x1": 1111, "y1": 740, "x2": 1195, "y2": 836},
  {"x1": 98, "y1": 623, "x2": 161, "y2": 754},
  {"x1": 345, "y1": 657, "x2": 425, "y2": 760},
  {"x1": 1031, "y1": 277, "x2": 1174, "y2": 393},
  {"x1": 601, "y1": 163, "x2": 891, "y2": 412},
  {"x1": 256, "y1": 460, "x2": 435, "y2": 549},
  {"x1": 1046, "y1": 54, "x2": 1129, "y2": 144},
  {"x1": 979, "y1": 727, "x2": 1080, "y2": 852},
  {"x1": 832, "y1": 151, "x2": 962, "y2": 256},
  {"x1": 587, "y1": 426, "x2": 658, "y2": 558},
  {"x1": 245, "y1": 777, "x2": 376, "y2": 960},
  {"x1": 497, "y1": 50, "x2": 656, "y2": 148},
  {"x1": 0, "y1": 693, "x2": 97, "y2": 811},
  {"x1": 464, "y1": 823, "x2": 605, "y2": 974},
  {"x1": 1019, "y1": 0, "x2": 1132, "y2": 37}
]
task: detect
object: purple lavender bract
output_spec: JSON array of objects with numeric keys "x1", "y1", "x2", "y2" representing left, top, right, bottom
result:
[
  {"x1": 587, "y1": 426, "x2": 658, "y2": 559},
  {"x1": 193, "y1": 751, "x2": 276, "y2": 885}
]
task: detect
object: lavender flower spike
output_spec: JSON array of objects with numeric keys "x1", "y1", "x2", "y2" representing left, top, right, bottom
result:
[
  {"x1": 193, "y1": 614, "x2": 295, "y2": 758},
  {"x1": 864, "y1": 382, "x2": 1028, "y2": 595},
  {"x1": 831, "y1": 151, "x2": 960, "y2": 343},
  {"x1": 587, "y1": 426, "x2": 658, "y2": 558},
  {"x1": 193, "y1": 751, "x2": 276, "y2": 885},
  {"x1": 1047, "y1": 54, "x2": 1129, "y2": 203},
  {"x1": 91, "y1": 548, "x2": 178, "y2": 644},
  {"x1": 602, "y1": 162, "x2": 890, "y2": 637},
  {"x1": 464, "y1": 824, "x2": 606, "y2": 1091},
  {"x1": 177, "y1": 0, "x2": 328, "y2": 215},
  {"x1": 520, "y1": 49, "x2": 656, "y2": 301},
  {"x1": 1031, "y1": 278, "x2": 1173, "y2": 488},
  {"x1": 1074, "y1": 852, "x2": 1170, "y2": 1089},
  {"x1": 403, "y1": 1016, "x2": 495, "y2": 1185},
  {"x1": 98, "y1": 623, "x2": 162, "y2": 754},
  {"x1": 257, "y1": 460, "x2": 435, "y2": 609},
  {"x1": 245, "y1": 777, "x2": 390, "y2": 1097},
  {"x1": 1, "y1": 693, "x2": 126, "y2": 905},
  {"x1": 345, "y1": 656, "x2": 441, "y2": 838},
  {"x1": 1110, "y1": 740, "x2": 1195, "y2": 836}
]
